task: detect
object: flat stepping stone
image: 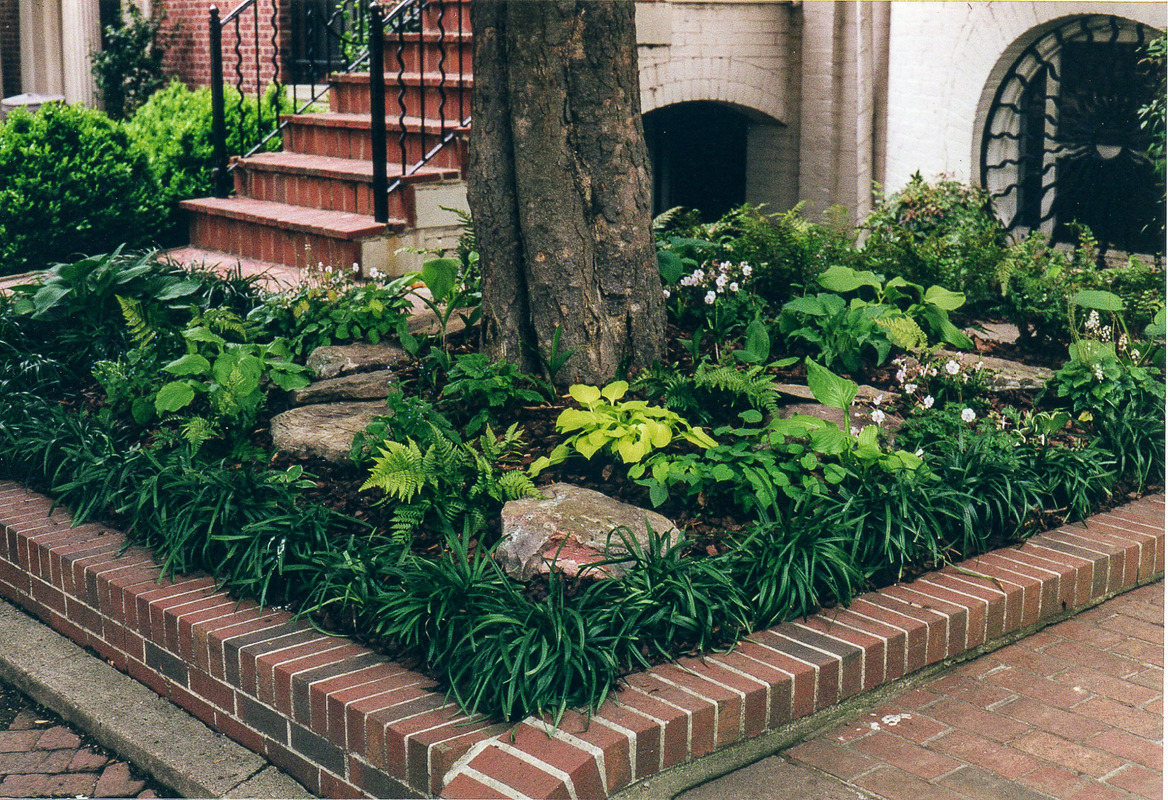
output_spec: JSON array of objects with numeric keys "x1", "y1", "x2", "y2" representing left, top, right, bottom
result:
[
  {"x1": 290, "y1": 368, "x2": 396, "y2": 405},
  {"x1": 306, "y1": 342, "x2": 406, "y2": 380},
  {"x1": 496, "y1": 483, "x2": 680, "y2": 581},
  {"x1": 269, "y1": 400, "x2": 385, "y2": 463},
  {"x1": 910, "y1": 351, "x2": 1053, "y2": 391}
]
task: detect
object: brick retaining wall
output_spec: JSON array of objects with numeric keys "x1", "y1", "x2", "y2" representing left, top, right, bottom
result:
[{"x1": 0, "y1": 481, "x2": 1161, "y2": 798}]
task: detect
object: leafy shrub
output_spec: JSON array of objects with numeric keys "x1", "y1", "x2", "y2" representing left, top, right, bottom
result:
[
  {"x1": 778, "y1": 266, "x2": 972, "y2": 372},
  {"x1": 0, "y1": 104, "x2": 162, "y2": 274},
  {"x1": 91, "y1": 3, "x2": 167, "y2": 120},
  {"x1": 8, "y1": 249, "x2": 201, "y2": 367},
  {"x1": 997, "y1": 229, "x2": 1165, "y2": 350},
  {"x1": 862, "y1": 173, "x2": 1007, "y2": 310},
  {"x1": 633, "y1": 359, "x2": 782, "y2": 428},
  {"x1": 127, "y1": 81, "x2": 291, "y2": 239}
]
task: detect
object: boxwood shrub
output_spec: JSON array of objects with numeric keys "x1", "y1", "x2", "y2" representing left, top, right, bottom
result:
[{"x1": 0, "y1": 102, "x2": 162, "y2": 275}]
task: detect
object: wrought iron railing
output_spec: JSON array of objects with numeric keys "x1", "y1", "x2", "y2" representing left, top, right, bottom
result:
[{"x1": 209, "y1": 0, "x2": 471, "y2": 225}]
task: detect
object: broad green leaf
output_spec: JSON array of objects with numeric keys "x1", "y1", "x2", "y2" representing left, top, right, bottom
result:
[
  {"x1": 616, "y1": 438, "x2": 650, "y2": 463},
  {"x1": 154, "y1": 279, "x2": 202, "y2": 301},
  {"x1": 683, "y1": 426, "x2": 718, "y2": 449},
  {"x1": 644, "y1": 419, "x2": 672, "y2": 448},
  {"x1": 1068, "y1": 339, "x2": 1116, "y2": 364},
  {"x1": 30, "y1": 285, "x2": 70, "y2": 318},
  {"x1": 269, "y1": 369, "x2": 311, "y2": 391},
  {"x1": 733, "y1": 317, "x2": 771, "y2": 363},
  {"x1": 817, "y1": 265, "x2": 883, "y2": 293},
  {"x1": 648, "y1": 482, "x2": 669, "y2": 507},
  {"x1": 657, "y1": 250, "x2": 684, "y2": 284},
  {"x1": 804, "y1": 358, "x2": 858, "y2": 412},
  {"x1": 923, "y1": 285, "x2": 966, "y2": 311},
  {"x1": 1071, "y1": 289, "x2": 1125, "y2": 312},
  {"x1": 556, "y1": 407, "x2": 597, "y2": 433},
  {"x1": 738, "y1": 409, "x2": 764, "y2": 424},
  {"x1": 131, "y1": 397, "x2": 154, "y2": 425},
  {"x1": 783, "y1": 295, "x2": 826, "y2": 316},
  {"x1": 601, "y1": 381, "x2": 629, "y2": 402},
  {"x1": 823, "y1": 463, "x2": 848, "y2": 484},
  {"x1": 809, "y1": 426, "x2": 851, "y2": 454},
  {"x1": 568, "y1": 384, "x2": 602, "y2": 406},
  {"x1": 420, "y1": 258, "x2": 460, "y2": 301},
  {"x1": 1145, "y1": 308, "x2": 1166, "y2": 339},
  {"x1": 155, "y1": 381, "x2": 195, "y2": 413},
  {"x1": 183, "y1": 326, "x2": 226, "y2": 346},
  {"x1": 163, "y1": 353, "x2": 211, "y2": 376}
]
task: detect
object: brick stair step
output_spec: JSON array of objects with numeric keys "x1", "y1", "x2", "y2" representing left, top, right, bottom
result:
[
  {"x1": 330, "y1": 71, "x2": 472, "y2": 119},
  {"x1": 239, "y1": 151, "x2": 457, "y2": 184},
  {"x1": 180, "y1": 196, "x2": 402, "y2": 240},
  {"x1": 284, "y1": 111, "x2": 468, "y2": 137}
]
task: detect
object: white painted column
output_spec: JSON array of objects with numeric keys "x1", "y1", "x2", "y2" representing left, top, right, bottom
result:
[
  {"x1": 61, "y1": 0, "x2": 102, "y2": 105},
  {"x1": 19, "y1": 0, "x2": 65, "y2": 96}
]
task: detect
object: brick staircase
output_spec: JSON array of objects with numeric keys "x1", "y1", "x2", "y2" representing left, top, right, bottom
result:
[{"x1": 178, "y1": 2, "x2": 472, "y2": 278}]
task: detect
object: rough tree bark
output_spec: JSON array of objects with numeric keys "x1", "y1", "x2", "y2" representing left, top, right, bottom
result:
[{"x1": 467, "y1": 0, "x2": 666, "y2": 386}]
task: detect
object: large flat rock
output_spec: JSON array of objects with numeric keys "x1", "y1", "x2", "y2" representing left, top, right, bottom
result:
[
  {"x1": 306, "y1": 342, "x2": 406, "y2": 380},
  {"x1": 290, "y1": 369, "x2": 397, "y2": 405},
  {"x1": 269, "y1": 400, "x2": 385, "y2": 463},
  {"x1": 496, "y1": 483, "x2": 681, "y2": 581}
]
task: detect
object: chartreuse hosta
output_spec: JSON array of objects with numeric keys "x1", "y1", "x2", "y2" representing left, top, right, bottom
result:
[{"x1": 529, "y1": 381, "x2": 718, "y2": 475}]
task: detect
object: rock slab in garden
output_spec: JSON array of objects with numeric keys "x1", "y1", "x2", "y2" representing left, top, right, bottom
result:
[
  {"x1": 269, "y1": 401, "x2": 385, "y2": 463},
  {"x1": 305, "y1": 342, "x2": 406, "y2": 380},
  {"x1": 290, "y1": 369, "x2": 397, "y2": 405},
  {"x1": 496, "y1": 483, "x2": 680, "y2": 581},
  {"x1": 912, "y1": 351, "x2": 1053, "y2": 391}
]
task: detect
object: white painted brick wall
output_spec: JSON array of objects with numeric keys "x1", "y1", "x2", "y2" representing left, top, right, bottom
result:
[{"x1": 883, "y1": 1, "x2": 1165, "y2": 194}]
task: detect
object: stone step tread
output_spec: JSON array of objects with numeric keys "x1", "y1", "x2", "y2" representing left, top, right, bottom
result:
[
  {"x1": 239, "y1": 151, "x2": 459, "y2": 184},
  {"x1": 178, "y1": 196, "x2": 405, "y2": 239}
]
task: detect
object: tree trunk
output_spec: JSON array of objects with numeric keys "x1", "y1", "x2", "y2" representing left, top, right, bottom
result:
[{"x1": 468, "y1": 0, "x2": 665, "y2": 386}]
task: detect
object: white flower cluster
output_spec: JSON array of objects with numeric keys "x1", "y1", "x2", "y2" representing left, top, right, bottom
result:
[
  {"x1": 1083, "y1": 309, "x2": 1112, "y2": 342},
  {"x1": 673, "y1": 260, "x2": 757, "y2": 305}
]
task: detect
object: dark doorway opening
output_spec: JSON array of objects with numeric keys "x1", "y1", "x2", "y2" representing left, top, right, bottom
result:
[{"x1": 644, "y1": 102, "x2": 748, "y2": 221}]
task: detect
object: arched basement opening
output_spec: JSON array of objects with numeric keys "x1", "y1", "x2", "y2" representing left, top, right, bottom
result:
[{"x1": 644, "y1": 101, "x2": 749, "y2": 221}]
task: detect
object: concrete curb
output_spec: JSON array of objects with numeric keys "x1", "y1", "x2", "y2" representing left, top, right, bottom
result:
[{"x1": 0, "y1": 598, "x2": 314, "y2": 799}]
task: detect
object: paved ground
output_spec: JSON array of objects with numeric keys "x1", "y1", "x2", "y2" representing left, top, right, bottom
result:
[
  {"x1": 0, "y1": 679, "x2": 173, "y2": 799},
  {"x1": 0, "y1": 599, "x2": 313, "y2": 800},
  {"x1": 680, "y1": 580, "x2": 1164, "y2": 800}
]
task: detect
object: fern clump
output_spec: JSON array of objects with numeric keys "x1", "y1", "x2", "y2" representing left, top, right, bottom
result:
[
  {"x1": 635, "y1": 360, "x2": 778, "y2": 426},
  {"x1": 361, "y1": 423, "x2": 540, "y2": 543}
]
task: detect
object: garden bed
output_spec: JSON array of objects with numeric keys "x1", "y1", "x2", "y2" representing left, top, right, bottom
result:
[{"x1": 0, "y1": 481, "x2": 1161, "y2": 798}]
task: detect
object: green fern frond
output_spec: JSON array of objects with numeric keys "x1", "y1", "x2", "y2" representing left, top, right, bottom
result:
[
  {"x1": 389, "y1": 501, "x2": 429, "y2": 543},
  {"x1": 692, "y1": 362, "x2": 779, "y2": 414},
  {"x1": 875, "y1": 315, "x2": 928, "y2": 351},
  {"x1": 499, "y1": 470, "x2": 541, "y2": 501},
  {"x1": 116, "y1": 295, "x2": 156, "y2": 346},
  {"x1": 179, "y1": 415, "x2": 218, "y2": 452},
  {"x1": 361, "y1": 440, "x2": 427, "y2": 500}
]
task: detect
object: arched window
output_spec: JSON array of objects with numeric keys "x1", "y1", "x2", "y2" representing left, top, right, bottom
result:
[{"x1": 980, "y1": 16, "x2": 1164, "y2": 254}]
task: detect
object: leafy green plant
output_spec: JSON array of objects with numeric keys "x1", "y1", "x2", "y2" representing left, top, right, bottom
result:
[
  {"x1": 361, "y1": 423, "x2": 540, "y2": 542},
  {"x1": 350, "y1": 389, "x2": 460, "y2": 466},
  {"x1": 400, "y1": 256, "x2": 483, "y2": 353},
  {"x1": 529, "y1": 382, "x2": 717, "y2": 474},
  {"x1": 633, "y1": 358, "x2": 786, "y2": 428},
  {"x1": 440, "y1": 353, "x2": 550, "y2": 435},
  {"x1": 660, "y1": 254, "x2": 766, "y2": 358},
  {"x1": 9, "y1": 248, "x2": 202, "y2": 366},
  {"x1": 254, "y1": 261, "x2": 413, "y2": 357},
  {"x1": 862, "y1": 173, "x2": 1006, "y2": 310},
  {"x1": 90, "y1": 3, "x2": 167, "y2": 120},
  {"x1": 731, "y1": 503, "x2": 864, "y2": 626},
  {"x1": 127, "y1": 81, "x2": 291, "y2": 239},
  {"x1": 0, "y1": 104, "x2": 162, "y2": 274},
  {"x1": 153, "y1": 311, "x2": 310, "y2": 440}
]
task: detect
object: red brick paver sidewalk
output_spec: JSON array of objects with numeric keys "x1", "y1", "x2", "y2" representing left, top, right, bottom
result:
[
  {"x1": 0, "y1": 680, "x2": 171, "y2": 799},
  {"x1": 684, "y1": 580, "x2": 1164, "y2": 800}
]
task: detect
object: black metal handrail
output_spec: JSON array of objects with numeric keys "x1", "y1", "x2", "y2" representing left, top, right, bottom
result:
[
  {"x1": 210, "y1": 0, "x2": 472, "y2": 226},
  {"x1": 210, "y1": 0, "x2": 377, "y2": 196}
]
